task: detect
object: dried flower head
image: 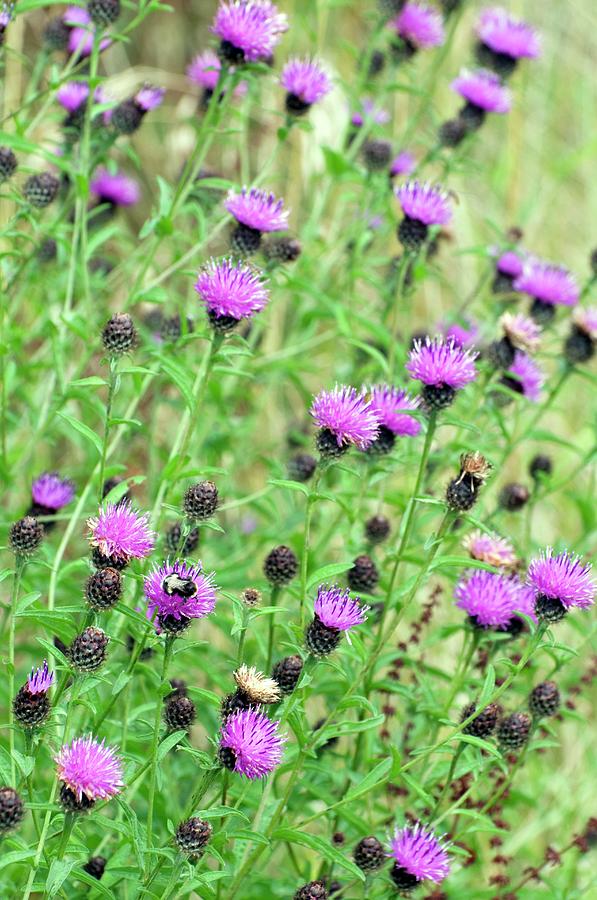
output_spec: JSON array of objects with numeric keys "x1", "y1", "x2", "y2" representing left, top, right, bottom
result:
[
  {"x1": 87, "y1": 502, "x2": 155, "y2": 563},
  {"x1": 55, "y1": 736, "x2": 124, "y2": 802},
  {"x1": 234, "y1": 664, "x2": 281, "y2": 704},
  {"x1": 459, "y1": 451, "x2": 492, "y2": 482},
  {"x1": 219, "y1": 708, "x2": 285, "y2": 778},
  {"x1": 500, "y1": 313, "x2": 541, "y2": 353},
  {"x1": 463, "y1": 530, "x2": 517, "y2": 569}
]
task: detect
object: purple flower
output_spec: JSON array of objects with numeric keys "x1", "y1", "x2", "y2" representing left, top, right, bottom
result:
[
  {"x1": 56, "y1": 81, "x2": 89, "y2": 113},
  {"x1": 281, "y1": 57, "x2": 331, "y2": 110},
  {"x1": 528, "y1": 549, "x2": 595, "y2": 611},
  {"x1": 441, "y1": 318, "x2": 479, "y2": 349},
  {"x1": 369, "y1": 385, "x2": 421, "y2": 437},
  {"x1": 187, "y1": 50, "x2": 222, "y2": 90},
  {"x1": 500, "y1": 312, "x2": 541, "y2": 353},
  {"x1": 27, "y1": 661, "x2": 55, "y2": 695},
  {"x1": 477, "y1": 7, "x2": 540, "y2": 60},
  {"x1": 314, "y1": 585, "x2": 369, "y2": 632},
  {"x1": 194, "y1": 257, "x2": 269, "y2": 322},
  {"x1": 219, "y1": 708, "x2": 285, "y2": 779},
  {"x1": 212, "y1": 0, "x2": 288, "y2": 63},
  {"x1": 512, "y1": 581, "x2": 538, "y2": 625},
  {"x1": 91, "y1": 168, "x2": 140, "y2": 206},
  {"x1": 310, "y1": 385, "x2": 380, "y2": 450},
  {"x1": 144, "y1": 559, "x2": 217, "y2": 624},
  {"x1": 64, "y1": 7, "x2": 111, "y2": 57},
  {"x1": 31, "y1": 472, "x2": 75, "y2": 511},
  {"x1": 350, "y1": 98, "x2": 390, "y2": 128},
  {"x1": 389, "y1": 823, "x2": 450, "y2": 885},
  {"x1": 407, "y1": 337, "x2": 478, "y2": 389},
  {"x1": 505, "y1": 351, "x2": 544, "y2": 402},
  {"x1": 573, "y1": 306, "x2": 597, "y2": 340},
  {"x1": 451, "y1": 68, "x2": 511, "y2": 114},
  {"x1": 396, "y1": 181, "x2": 452, "y2": 227},
  {"x1": 390, "y1": 150, "x2": 416, "y2": 178},
  {"x1": 455, "y1": 569, "x2": 521, "y2": 629},
  {"x1": 55, "y1": 736, "x2": 124, "y2": 802},
  {"x1": 462, "y1": 530, "x2": 517, "y2": 569},
  {"x1": 135, "y1": 85, "x2": 164, "y2": 111},
  {"x1": 87, "y1": 501, "x2": 156, "y2": 562},
  {"x1": 514, "y1": 260, "x2": 580, "y2": 307},
  {"x1": 225, "y1": 187, "x2": 289, "y2": 233},
  {"x1": 390, "y1": 4, "x2": 445, "y2": 50},
  {"x1": 0, "y1": 3, "x2": 14, "y2": 29},
  {"x1": 496, "y1": 249, "x2": 524, "y2": 277}
]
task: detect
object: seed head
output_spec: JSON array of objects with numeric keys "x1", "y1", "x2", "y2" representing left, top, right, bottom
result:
[
  {"x1": 529, "y1": 681, "x2": 560, "y2": 718},
  {"x1": 102, "y1": 313, "x2": 137, "y2": 357},
  {"x1": 234, "y1": 664, "x2": 281, "y2": 704},
  {"x1": 0, "y1": 787, "x2": 25, "y2": 833},
  {"x1": 183, "y1": 481, "x2": 219, "y2": 521},
  {"x1": 175, "y1": 817, "x2": 212, "y2": 859},
  {"x1": 9, "y1": 516, "x2": 44, "y2": 556},
  {"x1": 263, "y1": 545, "x2": 298, "y2": 586},
  {"x1": 497, "y1": 712, "x2": 532, "y2": 751},
  {"x1": 353, "y1": 835, "x2": 385, "y2": 871},
  {"x1": 271, "y1": 655, "x2": 303, "y2": 695},
  {"x1": 164, "y1": 694, "x2": 196, "y2": 731},
  {"x1": 69, "y1": 627, "x2": 109, "y2": 672}
]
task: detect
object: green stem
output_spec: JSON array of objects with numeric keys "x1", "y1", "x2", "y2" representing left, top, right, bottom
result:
[
  {"x1": 8, "y1": 557, "x2": 24, "y2": 785},
  {"x1": 266, "y1": 587, "x2": 281, "y2": 672},
  {"x1": 145, "y1": 637, "x2": 175, "y2": 861},
  {"x1": 55, "y1": 812, "x2": 76, "y2": 861},
  {"x1": 299, "y1": 469, "x2": 323, "y2": 629},
  {"x1": 183, "y1": 764, "x2": 221, "y2": 820},
  {"x1": 429, "y1": 743, "x2": 465, "y2": 822},
  {"x1": 97, "y1": 357, "x2": 118, "y2": 503}
]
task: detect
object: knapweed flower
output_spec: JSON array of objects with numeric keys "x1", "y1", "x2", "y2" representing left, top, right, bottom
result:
[
  {"x1": 445, "y1": 451, "x2": 491, "y2": 512},
  {"x1": 218, "y1": 708, "x2": 285, "y2": 778},
  {"x1": 13, "y1": 661, "x2": 55, "y2": 728},
  {"x1": 476, "y1": 7, "x2": 540, "y2": 77},
  {"x1": 212, "y1": 0, "x2": 288, "y2": 64},
  {"x1": 565, "y1": 306, "x2": 597, "y2": 365},
  {"x1": 396, "y1": 181, "x2": 452, "y2": 251},
  {"x1": 0, "y1": 2, "x2": 14, "y2": 42},
  {"x1": 194, "y1": 257, "x2": 269, "y2": 332},
  {"x1": 56, "y1": 81, "x2": 89, "y2": 113},
  {"x1": 310, "y1": 385, "x2": 380, "y2": 457},
  {"x1": 91, "y1": 168, "x2": 140, "y2": 207},
  {"x1": 390, "y1": 150, "x2": 416, "y2": 178},
  {"x1": 30, "y1": 471, "x2": 75, "y2": 515},
  {"x1": 305, "y1": 585, "x2": 369, "y2": 656},
  {"x1": 527, "y1": 549, "x2": 595, "y2": 623},
  {"x1": 389, "y1": 823, "x2": 450, "y2": 891},
  {"x1": 500, "y1": 351, "x2": 544, "y2": 403},
  {"x1": 514, "y1": 259, "x2": 580, "y2": 323},
  {"x1": 55, "y1": 736, "x2": 124, "y2": 806},
  {"x1": 500, "y1": 312, "x2": 541, "y2": 354},
  {"x1": 451, "y1": 68, "x2": 511, "y2": 131},
  {"x1": 64, "y1": 6, "x2": 111, "y2": 57},
  {"x1": 87, "y1": 501, "x2": 155, "y2": 564},
  {"x1": 135, "y1": 84, "x2": 165, "y2": 111},
  {"x1": 441, "y1": 317, "x2": 479, "y2": 349},
  {"x1": 389, "y1": 4, "x2": 445, "y2": 60},
  {"x1": 350, "y1": 98, "x2": 390, "y2": 128},
  {"x1": 187, "y1": 50, "x2": 222, "y2": 91},
  {"x1": 455, "y1": 569, "x2": 521, "y2": 629},
  {"x1": 367, "y1": 385, "x2": 421, "y2": 454},
  {"x1": 144, "y1": 559, "x2": 217, "y2": 632},
  {"x1": 463, "y1": 530, "x2": 517, "y2": 569},
  {"x1": 281, "y1": 57, "x2": 331, "y2": 115},
  {"x1": 407, "y1": 336, "x2": 478, "y2": 410},
  {"x1": 110, "y1": 85, "x2": 164, "y2": 135},
  {"x1": 225, "y1": 187, "x2": 289, "y2": 254},
  {"x1": 492, "y1": 248, "x2": 525, "y2": 293}
]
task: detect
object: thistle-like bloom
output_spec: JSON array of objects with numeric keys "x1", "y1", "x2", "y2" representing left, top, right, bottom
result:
[
  {"x1": 225, "y1": 187, "x2": 289, "y2": 233},
  {"x1": 64, "y1": 6, "x2": 111, "y2": 56},
  {"x1": 496, "y1": 249, "x2": 524, "y2": 277},
  {"x1": 442, "y1": 318, "x2": 479, "y2": 349},
  {"x1": 135, "y1": 85, "x2": 165, "y2": 111},
  {"x1": 500, "y1": 313, "x2": 541, "y2": 353},
  {"x1": 281, "y1": 58, "x2": 331, "y2": 111},
  {"x1": 572, "y1": 306, "x2": 597, "y2": 340},
  {"x1": 407, "y1": 337, "x2": 478, "y2": 395},
  {"x1": 27, "y1": 661, "x2": 55, "y2": 695},
  {"x1": 396, "y1": 181, "x2": 452, "y2": 227},
  {"x1": 211, "y1": 0, "x2": 288, "y2": 64},
  {"x1": 144, "y1": 559, "x2": 217, "y2": 624},
  {"x1": 514, "y1": 260, "x2": 580, "y2": 307},
  {"x1": 389, "y1": 4, "x2": 445, "y2": 51},
  {"x1": 390, "y1": 150, "x2": 416, "y2": 178},
  {"x1": 455, "y1": 569, "x2": 521, "y2": 629},
  {"x1": 505, "y1": 351, "x2": 544, "y2": 402},
  {"x1": 310, "y1": 386, "x2": 379, "y2": 450},
  {"x1": 314, "y1": 585, "x2": 369, "y2": 632},
  {"x1": 234, "y1": 664, "x2": 281, "y2": 704},
  {"x1": 187, "y1": 50, "x2": 222, "y2": 90},
  {"x1": 56, "y1": 81, "x2": 89, "y2": 113},
  {"x1": 31, "y1": 472, "x2": 75, "y2": 511},
  {"x1": 389, "y1": 823, "x2": 450, "y2": 887},
  {"x1": 528, "y1": 550, "x2": 595, "y2": 612},
  {"x1": 477, "y1": 7, "x2": 540, "y2": 61},
  {"x1": 55, "y1": 736, "x2": 124, "y2": 802},
  {"x1": 462, "y1": 530, "x2": 517, "y2": 569},
  {"x1": 87, "y1": 501, "x2": 156, "y2": 562},
  {"x1": 451, "y1": 68, "x2": 511, "y2": 114},
  {"x1": 350, "y1": 98, "x2": 390, "y2": 128},
  {"x1": 219, "y1": 708, "x2": 285, "y2": 779},
  {"x1": 91, "y1": 168, "x2": 140, "y2": 206},
  {"x1": 369, "y1": 385, "x2": 421, "y2": 437},
  {"x1": 194, "y1": 257, "x2": 269, "y2": 322}
]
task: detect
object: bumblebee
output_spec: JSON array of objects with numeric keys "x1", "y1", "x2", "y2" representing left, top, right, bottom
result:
[{"x1": 162, "y1": 574, "x2": 198, "y2": 599}]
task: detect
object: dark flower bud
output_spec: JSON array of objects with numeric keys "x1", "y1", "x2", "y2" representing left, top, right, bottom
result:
[
  {"x1": 183, "y1": 481, "x2": 219, "y2": 521},
  {"x1": 263, "y1": 545, "x2": 298, "y2": 586}
]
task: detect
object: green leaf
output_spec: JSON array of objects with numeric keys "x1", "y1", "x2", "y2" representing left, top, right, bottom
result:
[
  {"x1": 57, "y1": 412, "x2": 103, "y2": 456},
  {"x1": 268, "y1": 478, "x2": 311, "y2": 496},
  {"x1": 306, "y1": 562, "x2": 352, "y2": 591},
  {"x1": 458, "y1": 734, "x2": 502, "y2": 757},
  {"x1": 0, "y1": 850, "x2": 36, "y2": 872},
  {"x1": 477, "y1": 664, "x2": 496, "y2": 708},
  {"x1": 12, "y1": 749, "x2": 34, "y2": 778},
  {"x1": 46, "y1": 859, "x2": 76, "y2": 896},
  {"x1": 272, "y1": 828, "x2": 365, "y2": 881},
  {"x1": 111, "y1": 671, "x2": 132, "y2": 696},
  {"x1": 343, "y1": 757, "x2": 392, "y2": 803},
  {"x1": 157, "y1": 730, "x2": 186, "y2": 761},
  {"x1": 158, "y1": 357, "x2": 195, "y2": 409},
  {"x1": 69, "y1": 376, "x2": 108, "y2": 387}
]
